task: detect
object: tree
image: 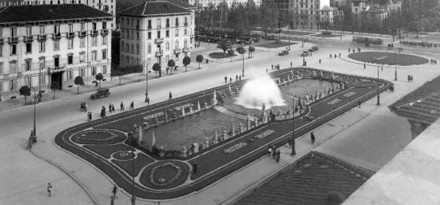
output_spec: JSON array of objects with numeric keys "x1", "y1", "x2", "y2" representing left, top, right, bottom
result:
[
  {"x1": 50, "y1": 81, "x2": 59, "y2": 99},
  {"x1": 95, "y1": 73, "x2": 104, "y2": 87},
  {"x1": 167, "y1": 59, "x2": 175, "y2": 74},
  {"x1": 74, "y1": 76, "x2": 84, "y2": 94},
  {"x1": 248, "y1": 46, "x2": 255, "y2": 58},
  {"x1": 236, "y1": 46, "x2": 246, "y2": 76},
  {"x1": 152, "y1": 63, "x2": 161, "y2": 77},
  {"x1": 196, "y1": 55, "x2": 204, "y2": 69},
  {"x1": 217, "y1": 40, "x2": 232, "y2": 55},
  {"x1": 19, "y1": 85, "x2": 31, "y2": 104},
  {"x1": 183, "y1": 56, "x2": 191, "y2": 72}
]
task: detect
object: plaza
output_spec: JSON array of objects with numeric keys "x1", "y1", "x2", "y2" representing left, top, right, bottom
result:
[{"x1": 1, "y1": 28, "x2": 440, "y2": 205}]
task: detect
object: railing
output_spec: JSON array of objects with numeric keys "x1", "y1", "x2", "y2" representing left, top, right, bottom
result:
[
  {"x1": 0, "y1": 38, "x2": 3, "y2": 44},
  {"x1": 155, "y1": 38, "x2": 164, "y2": 44},
  {"x1": 67, "y1": 32, "x2": 75, "y2": 39},
  {"x1": 183, "y1": 47, "x2": 189, "y2": 53},
  {"x1": 155, "y1": 50, "x2": 163, "y2": 57},
  {"x1": 174, "y1": 48, "x2": 181, "y2": 54},
  {"x1": 37, "y1": 35, "x2": 47, "y2": 41},
  {"x1": 8, "y1": 37, "x2": 18, "y2": 44},
  {"x1": 52, "y1": 33, "x2": 61, "y2": 40},
  {"x1": 90, "y1": 30, "x2": 99, "y2": 36},
  {"x1": 101, "y1": 29, "x2": 109, "y2": 36},
  {"x1": 24, "y1": 36, "x2": 33, "y2": 42}
]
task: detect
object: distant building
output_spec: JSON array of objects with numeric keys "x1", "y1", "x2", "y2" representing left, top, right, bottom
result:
[
  {"x1": 319, "y1": 5, "x2": 344, "y2": 30},
  {"x1": 118, "y1": 1, "x2": 195, "y2": 73},
  {"x1": 350, "y1": 0, "x2": 400, "y2": 32},
  {"x1": 0, "y1": 0, "x2": 116, "y2": 29},
  {"x1": 190, "y1": 0, "x2": 254, "y2": 8},
  {"x1": 0, "y1": 5, "x2": 113, "y2": 99}
]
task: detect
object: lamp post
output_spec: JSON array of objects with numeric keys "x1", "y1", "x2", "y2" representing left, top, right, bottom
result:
[
  {"x1": 376, "y1": 65, "x2": 380, "y2": 106},
  {"x1": 128, "y1": 149, "x2": 136, "y2": 205},
  {"x1": 30, "y1": 87, "x2": 38, "y2": 140},
  {"x1": 144, "y1": 62, "x2": 149, "y2": 103}
]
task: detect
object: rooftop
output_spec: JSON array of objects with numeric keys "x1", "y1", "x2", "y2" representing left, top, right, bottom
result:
[
  {"x1": 236, "y1": 152, "x2": 374, "y2": 205},
  {"x1": 0, "y1": 4, "x2": 112, "y2": 24},
  {"x1": 119, "y1": 0, "x2": 191, "y2": 17}
]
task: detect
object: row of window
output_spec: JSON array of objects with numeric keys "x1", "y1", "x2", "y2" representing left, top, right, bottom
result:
[
  {"x1": 121, "y1": 39, "x2": 190, "y2": 55},
  {"x1": 0, "y1": 35, "x2": 107, "y2": 57},
  {"x1": 0, "y1": 65, "x2": 107, "y2": 92},
  {"x1": 121, "y1": 28, "x2": 191, "y2": 40},
  {"x1": 0, "y1": 22, "x2": 107, "y2": 38},
  {"x1": 121, "y1": 16, "x2": 192, "y2": 29},
  {"x1": 120, "y1": 54, "x2": 181, "y2": 67}
]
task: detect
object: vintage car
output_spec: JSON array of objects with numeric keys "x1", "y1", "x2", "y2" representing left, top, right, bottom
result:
[{"x1": 91, "y1": 87, "x2": 110, "y2": 100}]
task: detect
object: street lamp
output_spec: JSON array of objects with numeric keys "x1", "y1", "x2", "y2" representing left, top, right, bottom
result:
[
  {"x1": 127, "y1": 149, "x2": 137, "y2": 205},
  {"x1": 144, "y1": 62, "x2": 149, "y2": 103},
  {"x1": 376, "y1": 65, "x2": 380, "y2": 106}
]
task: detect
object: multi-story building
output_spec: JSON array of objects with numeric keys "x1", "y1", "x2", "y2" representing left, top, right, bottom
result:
[
  {"x1": 0, "y1": 0, "x2": 116, "y2": 29},
  {"x1": 119, "y1": 0, "x2": 195, "y2": 73},
  {"x1": 190, "y1": 0, "x2": 253, "y2": 8},
  {"x1": 319, "y1": 5, "x2": 344, "y2": 30},
  {"x1": 0, "y1": 4, "x2": 112, "y2": 99}
]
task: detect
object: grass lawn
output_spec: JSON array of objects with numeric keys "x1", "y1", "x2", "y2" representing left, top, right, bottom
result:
[
  {"x1": 391, "y1": 75, "x2": 440, "y2": 108},
  {"x1": 209, "y1": 52, "x2": 236, "y2": 59},
  {"x1": 312, "y1": 34, "x2": 342, "y2": 37},
  {"x1": 257, "y1": 41, "x2": 297, "y2": 48},
  {"x1": 281, "y1": 30, "x2": 314, "y2": 35},
  {"x1": 348, "y1": 52, "x2": 428, "y2": 66}
]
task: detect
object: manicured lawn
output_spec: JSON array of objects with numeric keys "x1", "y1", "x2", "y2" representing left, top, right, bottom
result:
[
  {"x1": 348, "y1": 52, "x2": 428, "y2": 66},
  {"x1": 312, "y1": 34, "x2": 342, "y2": 37},
  {"x1": 281, "y1": 30, "x2": 314, "y2": 35},
  {"x1": 257, "y1": 41, "x2": 297, "y2": 48},
  {"x1": 209, "y1": 52, "x2": 236, "y2": 59},
  {"x1": 391, "y1": 74, "x2": 440, "y2": 108}
]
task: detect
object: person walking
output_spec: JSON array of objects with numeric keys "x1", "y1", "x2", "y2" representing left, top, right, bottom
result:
[
  {"x1": 112, "y1": 185, "x2": 118, "y2": 199},
  {"x1": 84, "y1": 103, "x2": 88, "y2": 112},
  {"x1": 146, "y1": 96, "x2": 150, "y2": 106},
  {"x1": 130, "y1": 101, "x2": 134, "y2": 109},
  {"x1": 229, "y1": 77, "x2": 232, "y2": 83},
  {"x1": 310, "y1": 132, "x2": 315, "y2": 145},
  {"x1": 291, "y1": 139, "x2": 296, "y2": 156},
  {"x1": 192, "y1": 162, "x2": 198, "y2": 175},
  {"x1": 224, "y1": 76, "x2": 227, "y2": 83},
  {"x1": 169, "y1": 92, "x2": 173, "y2": 99},
  {"x1": 120, "y1": 102, "x2": 125, "y2": 110},
  {"x1": 236, "y1": 75, "x2": 238, "y2": 82},
  {"x1": 108, "y1": 103, "x2": 112, "y2": 113},
  {"x1": 358, "y1": 100, "x2": 362, "y2": 108},
  {"x1": 47, "y1": 183, "x2": 52, "y2": 197},
  {"x1": 275, "y1": 149, "x2": 280, "y2": 163}
]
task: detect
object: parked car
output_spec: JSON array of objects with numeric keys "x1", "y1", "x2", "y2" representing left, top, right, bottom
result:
[
  {"x1": 279, "y1": 50, "x2": 289, "y2": 56},
  {"x1": 300, "y1": 51, "x2": 309, "y2": 57},
  {"x1": 91, "y1": 87, "x2": 110, "y2": 100},
  {"x1": 311, "y1": 46, "x2": 319, "y2": 51}
]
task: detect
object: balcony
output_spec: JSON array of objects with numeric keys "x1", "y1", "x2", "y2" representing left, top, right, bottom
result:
[
  {"x1": 174, "y1": 48, "x2": 181, "y2": 54},
  {"x1": 155, "y1": 38, "x2": 164, "y2": 44},
  {"x1": 37, "y1": 35, "x2": 47, "y2": 41},
  {"x1": 101, "y1": 29, "x2": 109, "y2": 36},
  {"x1": 8, "y1": 37, "x2": 18, "y2": 44},
  {"x1": 155, "y1": 50, "x2": 163, "y2": 57},
  {"x1": 52, "y1": 33, "x2": 62, "y2": 40},
  {"x1": 184, "y1": 23, "x2": 188, "y2": 27},
  {"x1": 24, "y1": 36, "x2": 33, "y2": 43},
  {"x1": 90, "y1": 30, "x2": 99, "y2": 36},
  {"x1": 0, "y1": 38, "x2": 4, "y2": 44},
  {"x1": 78, "y1": 31, "x2": 87, "y2": 37},
  {"x1": 183, "y1": 47, "x2": 189, "y2": 53},
  {"x1": 190, "y1": 34, "x2": 195, "y2": 38},
  {"x1": 67, "y1": 32, "x2": 75, "y2": 39}
]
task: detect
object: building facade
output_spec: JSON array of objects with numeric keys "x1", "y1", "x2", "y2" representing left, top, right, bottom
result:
[
  {"x1": 319, "y1": 5, "x2": 344, "y2": 30},
  {"x1": 0, "y1": 5, "x2": 112, "y2": 99},
  {"x1": 0, "y1": 0, "x2": 116, "y2": 29},
  {"x1": 119, "y1": 1, "x2": 195, "y2": 73}
]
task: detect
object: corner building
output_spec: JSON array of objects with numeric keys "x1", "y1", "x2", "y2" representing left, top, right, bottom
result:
[
  {"x1": 0, "y1": 5, "x2": 112, "y2": 99},
  {"x1": 119, "y1": 0, "x2": 195, "y2": 73}
]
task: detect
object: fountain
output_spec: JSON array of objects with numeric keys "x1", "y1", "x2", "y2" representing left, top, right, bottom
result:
[{"x1": 235, "y1": 74, "x2": 286, "y2": 110}]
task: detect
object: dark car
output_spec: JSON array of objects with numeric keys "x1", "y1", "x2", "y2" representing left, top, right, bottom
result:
[
  {"x1": 312, "y1": 46, "x2": 319, "y2": 51},
  {"x1": 300, "y1": 51, "x2": 310, "y2": 57},
  {"x1": 91, "y1": 88, "x2": 110, "y2": 100},
  {"x1": 279, "y1": 50, "x2": 289, "y2": 56}
]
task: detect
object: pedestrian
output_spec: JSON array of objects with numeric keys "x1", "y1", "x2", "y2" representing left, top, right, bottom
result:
[
  {"x1": 268, "y1": 146, "x2": 273, "y2": 157},
  {"x1": 112, "y1": 185, "x2": 118, "y2": 199},
  {"x1": 334, "y1": 54, "x2": 337, "y2": 58},
  {"x1": 224, "y1": 76, "x2": 227, "y2": 83},
  {"x1": 239, "y1": 76, "x2": 242, "y2": 81},
  {"x1": 146, "y1": 96, "x2": 150, "y2": 106},
  {"x1": 47, "y1": 183, "x2": 52, "y2": 197},
  {"x1": 358, "y1": 100, "x2": 362, "y2": 108},
  {"x1": 95, "y1": 81, "x2": 98, "y2": 87},
  {"x1": 120, "y1": 102, "x2": 125, "y2": 110},
  {"x1": 275, "y1": 149, "x2": 280, "y2": 163},
  {"x1": 290, "y1": 62, "x2": 292, "y2": 68},
  {"x1": 130, "y1": 101, "x2": 134, "y2": 109},
  {"x1": 339, "y1": 53, "x2": 341, "y2": 58},
  {"x1": 192, "y1": 162, "x2": 198, "y2": 175},
  {"x1": 310, "y1": 132, "x2": 315, "y2": 145},
  {"x1": 271, "y1": 64, "x2": 274, "y2": 70},
  {"x1": 319, "y1": 59, "x2": 321, "y2": 64},
  {"x1": 407, "y1": 75, "x2": 410, "y2": 82},
  {"x1": 364, "y1": 62, "x2": 366, "y2": 70},
  {"x1": 330, "y1": 54, "x2": 332, "y2": 58},
  {"x1": 236, "y1": 75, "x2": 238, "y2": 82},
  {"x1": 169, "y1": 92, "x2": 173, "y2": 99},
  {"x1": 84, "y1": 103, "x2": 88, "y2": 112},
  {"x1": 111, "y1": 104, "x2": 115, "y2": 112},
  {"x1": 80, "y1": 102, "x2": 84, "y2": 111},
  {"x1": 109, "y1": 103, "x2": 112, "y2": 113},
  {"x1": 381, "y1": 66, "x2": 383, "y2": 71},
  {"x1": 266, "y1": 68, "x2": 268, "y2": 73},
  {"x1": 230, "y1": 77, "x2": 232, "y2": 83},
  {"x1": 348, "y1": 48, "x2": 350, "y2": 53}
]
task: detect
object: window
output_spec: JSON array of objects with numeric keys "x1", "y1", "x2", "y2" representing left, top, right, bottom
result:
[
  {"x1": 39, "y1": 57, "x2": 45, "y2": 69},
  {"x1": 11, "y1": 27, "x2": 17, "y2": 37},
  {"x1": 39, "y1": 41, "x2": 45, "y2": 52},
  {"x1": 68, "y1": 39, "x2": 74, "y2": 49},
  {"x1": 26, "y1": 26, "x2": 32, "y2": 36},
  {"x1": 25, "y1": 59, "x2": 32, "y2": 71},
  {"x1": 10, "y1": 79, "x2": 17, "y2": 91},
  {"x1": 92, "y1": 36, "x2": 97, "y2": 46},
  {"x1": 0, "y1": 45, "x2": 2, "y2": 57},
  {"x1": 175, "y1": 29, "x2": 179, "y2": 37},
  {"x1": 166, "y1": 19, "x2": 170, "y2": 27},
  {"x1": 25, "y1": 76, "x2": 32, "y2": 86},
  {"x1": 39, "y1": 74, "x2": 46, "y2": 85},
  {"x1": 80, "y1": 23, "x2": 85, "y2": 31},
  {"x1": 91, "y1": 67, "x2": 96, "y2": 75},
  {"x1": 9, "y1": 61, "x2": 17, "y2": 73},
  {"x1": 54, "y1": 40, "x2": 60, "y2": 51},
  {"x1": 102, "y1": 49, "x2": 107, "y2": 59},
  {"x1": 102, "y1": 65, "x2": 107, "y2": 74},
  {"x1": 10, "y1": 45, "x2": 16, "y2": 55},
  {"x1": 148, "y1": 43, "x2": 151, "y2": 53},
  {"x1": 40, "y1": 26, "x2": 45, "y2": 34},
  {"x1": 102, "y1": 22, "x2": 107, "y2": 30},
  {"x1": 175, "y1": 40, "x2": 179, "y2": 49},
  {"x1": 0, "y1": 81, "x2": 2, "y2": 93},
  {"x1": 184, "y1": 17, "x2": 187, "y2": 25},
  {"x1": 54, "y1": 24, "x2": 60, "y2": 34},
  {"x1": 26, "y1": 43, "x2": 32, "y2": 53},
  {"x1": 165, "y1": 41, "x2": 169, "y2": 51},
  {"x1": 92, "y1": 22, "x2": 97, "y2": 30},
  {"x1": 175, "y1": 17, "x2": 179, "y2": 27},
  {"x1": 148, "y1": 32, "x2": 151, "y2": 40},
  {"x1": 157, "y1": 31, "x2": 161, "y2": 39},
  {"x1": 91, "y1": 51, "x2": 97, "y2": 61},
  {"x1": 79, "y1": 52, "x2": 85, "y2": 63},
  {"x1": 184, "y1": 28, "x2": 187, "y2": 35},
  {"x1": 80, "y1": 38, "x2": 85, "y2": 48},
  {"x1": 184, "y1": 39, "x2": 187, "y2": 48},
  {"x1": 103, "y1": 36, "x2": 107, "y2": 45},
  {"x1": 148, "y1": 20, "x2": 151, "y2": 29},
  {"x1": 0, "y1": 62, "x2": 3, "y2": 75},
  {"x1": 136, "y1": 19, "x2": 139, "y2": 28},
  {"x1": 136, "y1": 45, "x2": 139, "y2": 54},
  {"x1": 67, "y1": 70, "x2": 72, "y2": 80},
  {"x1": 54, "y1": 56, "x2": 59, "y2": 67},
  {"x1": 166, "y1": 30, "x2": 169, "y2": 37},
  {"x1": 68, "y1": 24, "x2": 73, "y2": 32},
  {"x1": 68, "y1": 54, "x2": 73, "y2": 64},
  {"x1": 136, "y1": 32, "x2": 139, "y2": 40},
  {"x1": 157, "y1": 18, "x2": 161, "y2": 28},
  {"x1": 79, "y1": 68, "x2": 85, "y2": 77}
]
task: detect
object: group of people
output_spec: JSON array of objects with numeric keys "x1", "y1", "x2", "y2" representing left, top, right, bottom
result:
[
  {"x1": 272, "y1": 64, "x2": 281, "y2": 71},
  {"x1": 407, "y1": 75, "x2": 414, "y2": 82},
  {"x1": 348, "y1": 48, "x2": 361, "y2": 53},
  {"x1": 224, "y1": 75, "x2": 242, "y2": 84},
  {"x1": 268, "y1": 146, "x2": 281, "y2": 163},
  {"x1": 83, "y1": 101, "x2": 136, "y2": 121},
  {"x1": 330, "y1": 53, "x2": 341, "y2": 58},
  {"x1": 80, "y1": 102, "x2": 88, "y2": 112}
]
